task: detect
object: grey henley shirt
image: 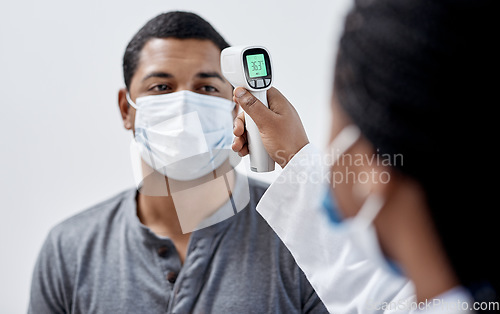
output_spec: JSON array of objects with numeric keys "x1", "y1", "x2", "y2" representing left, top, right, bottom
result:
[{"x1": 28, "y1": 177, "x2": 328, "y2": 313}]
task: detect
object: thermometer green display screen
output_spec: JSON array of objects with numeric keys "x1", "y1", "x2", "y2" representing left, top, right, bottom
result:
[{"x1": 246, "y1": 54, "x2": 268, "y2": 78}]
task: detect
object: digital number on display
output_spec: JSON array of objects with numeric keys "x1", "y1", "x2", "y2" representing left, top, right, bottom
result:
[{"x1": 246, "y1": 54, "x2": 268, "y2": 78}]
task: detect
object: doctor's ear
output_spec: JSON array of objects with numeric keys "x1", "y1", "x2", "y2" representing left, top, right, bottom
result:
[
  {"x1": 118, "y1": 88, "x2": 135, "y2": 130},
  {"x1": 350, "y1": 147, "x2": 396, "y2": 204},
  {"x1": 352, "y1": 166, "x2": 395, "y2": 203}
]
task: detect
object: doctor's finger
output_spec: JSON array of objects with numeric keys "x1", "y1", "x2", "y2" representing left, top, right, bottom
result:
[
  {"x1": 233, "y1": 112, "x2": 245, "y2": 137},
  {"x1": 266, "y1": 87, "x2": 294, "y2": 115},
  {"x1": 233, "y1": 87, "x2": 274, "y2": 130},
  {"x1": 232, "y1": 133, "x2": 247, "y2": 151},
  {"x1": 238, "y1": 144, "x2": 249, "y2": 157}
]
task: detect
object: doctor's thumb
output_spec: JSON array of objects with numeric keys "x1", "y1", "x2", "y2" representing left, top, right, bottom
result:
[{"x1": 233, "y1": 87, "x2": 274, "y2": 129}]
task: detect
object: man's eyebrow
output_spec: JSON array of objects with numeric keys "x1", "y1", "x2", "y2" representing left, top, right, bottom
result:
[
  {"x1": 196, "y1": 71, "x2": 225, "y2": 82},
  {"x1": 142, "y1": 72, "x2": 173, "y2": 81}
]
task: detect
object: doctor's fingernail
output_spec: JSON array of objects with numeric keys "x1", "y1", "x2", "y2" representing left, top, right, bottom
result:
[{"x1": 235, "y1": 88, "x2": 246, "y2": 98}]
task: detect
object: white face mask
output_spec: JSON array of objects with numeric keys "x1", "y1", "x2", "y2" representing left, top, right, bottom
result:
[
  {"x1": 127, "y1": 90, "x2": 235, "y2": 181},
  {"x1": 322, "y1": 125, "x2": 404, "y2": 276}
]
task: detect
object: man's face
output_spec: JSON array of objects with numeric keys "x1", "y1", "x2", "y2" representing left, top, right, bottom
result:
[{"x1": 119, "y1": 38, "x2": 235, "y2": 130}]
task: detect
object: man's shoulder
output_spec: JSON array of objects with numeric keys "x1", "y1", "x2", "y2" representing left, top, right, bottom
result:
[
  {"x1": 48, "y1": 188, "x2": 135, "y2": 246},
  {"x1": 232, "y1": 176, "x2": 275, "y2": 234},
  {"x1": 227, "y1": 177, "x2": 315, "y2": 291}
]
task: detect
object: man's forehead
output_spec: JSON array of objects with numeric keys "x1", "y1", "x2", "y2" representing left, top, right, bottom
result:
[{"x1": 139, "y1": 38, "x2": 221, "y2": 67}]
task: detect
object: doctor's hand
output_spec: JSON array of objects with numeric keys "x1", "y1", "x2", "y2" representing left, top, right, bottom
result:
[{"x1": 232, "y1": 87, "x2": 309, "y2": 168}]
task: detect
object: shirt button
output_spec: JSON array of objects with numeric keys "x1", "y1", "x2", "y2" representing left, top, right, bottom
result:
[
  {"x1": 157, "y1": 246, "x2": 168, "y2": 257},
  {"x1": 166, "y1": 272, "x2": 178, "y2": 284}
]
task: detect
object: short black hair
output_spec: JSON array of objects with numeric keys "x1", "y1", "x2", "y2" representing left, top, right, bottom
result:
[{"x1": 122, "y1": 11, "x2": 230, "y2": 89}]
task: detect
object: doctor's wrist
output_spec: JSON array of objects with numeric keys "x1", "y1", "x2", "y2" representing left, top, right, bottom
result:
[{"x1": 274, "y1": 140, "x2": 310, "y2": 168}]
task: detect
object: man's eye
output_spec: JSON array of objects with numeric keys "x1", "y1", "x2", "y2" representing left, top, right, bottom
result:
[
  {"x1": 201, "y1": 85, "x2": 218, "y2": 93},
  {"x1": 152, "y1": 84, "x2": 169, "y2": 91}
]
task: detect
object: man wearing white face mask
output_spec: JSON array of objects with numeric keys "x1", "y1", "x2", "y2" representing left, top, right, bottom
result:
[
  {"x1": 28, "y1": 12, "x2": 327, "y2": 314},
  {"x1": 126, "y1": 91, "x2": 235, "y2": 183}
]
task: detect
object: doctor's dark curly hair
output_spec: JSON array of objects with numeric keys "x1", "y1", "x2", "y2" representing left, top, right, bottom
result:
[
  {"x1": 335, "y1": 0, "x2": 497, "y2": 309},
  {"x1": 122, "y1": 11, "x2": 229, "y2": 89}
]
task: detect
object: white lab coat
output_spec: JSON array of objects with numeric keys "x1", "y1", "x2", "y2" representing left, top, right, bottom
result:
[{"x1": 256, "y1": 144, "x2": 417, "y2": 313}]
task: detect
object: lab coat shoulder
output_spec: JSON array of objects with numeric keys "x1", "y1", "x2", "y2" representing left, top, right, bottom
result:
[{"x1": 257, "y1": 144, "x2": 416, "y2": 313}]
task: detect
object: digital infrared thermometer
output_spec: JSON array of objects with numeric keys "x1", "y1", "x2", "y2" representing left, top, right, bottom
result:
[{"x1": 221, "y1": 46, "x2": 275, "y2": 172}]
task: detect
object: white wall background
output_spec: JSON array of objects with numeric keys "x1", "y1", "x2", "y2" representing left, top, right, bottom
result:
[{"x1": 0, "y1": 0, "x2": 351, "y2": 312}]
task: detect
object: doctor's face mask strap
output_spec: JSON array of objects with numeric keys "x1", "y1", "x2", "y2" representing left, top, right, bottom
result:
[
  {"x1": 322, "y1": 125, "x2": 405, "y2": 276},
  {"x1": 328, "y1": 125, "x2": 361, "y2": 168},
  {"x1": 321, "y1": 125, "x2": 361, "y2": 223},
  {"x1": 128, "y1": 91, "x2": 250, "y2": 234}
]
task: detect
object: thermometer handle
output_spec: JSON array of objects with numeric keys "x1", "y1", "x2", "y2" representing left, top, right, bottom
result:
[{"x1": 245, "y1": 90, "x2": 275, "y2": 172}]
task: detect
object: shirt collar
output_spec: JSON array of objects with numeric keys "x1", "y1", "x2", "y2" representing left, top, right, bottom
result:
[{"x1": 124, "y1": 171, "x2": 250, "y2": 246}]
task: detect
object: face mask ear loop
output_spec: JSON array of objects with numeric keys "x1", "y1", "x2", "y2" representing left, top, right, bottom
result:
[
  {"x1": 328, "y1": 125, "x2": 362, "y2": 193},
  {"x1": 328, "y1": 125, "x2": 384, "y2": 228},
  {"x1": 353, "y1": 194, "x2": 385, "y2": 228},
  {"x1": 126, "y1": 92, "x2": 138, "y2": 109},
  {"x1": 328, "y1": 125, "x2": 362, "y2": 166},
  {"x1": 127, "y1": 92, "x2": 158, "y2": 171}
]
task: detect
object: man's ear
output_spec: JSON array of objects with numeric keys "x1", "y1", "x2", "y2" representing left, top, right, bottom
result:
[{"x1": 118, "y1": 88, "x2": 134, "y2": 130}]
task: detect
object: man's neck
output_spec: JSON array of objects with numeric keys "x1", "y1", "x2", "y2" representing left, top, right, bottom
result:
[
  {"x1": 137, "y1": 191, "x2": 184, "y2": 236},
  {"x1": 135, "y1": 159, "x2": 236, "y2": 247}
]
